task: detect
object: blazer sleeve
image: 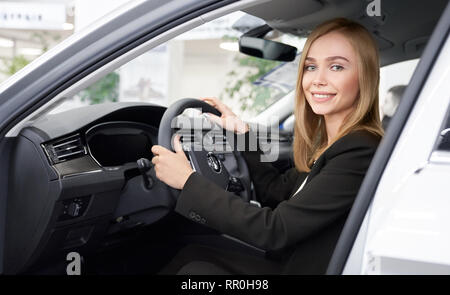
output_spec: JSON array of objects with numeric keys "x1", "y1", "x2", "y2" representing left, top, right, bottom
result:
[
  {"x1": 175, "y1": 135, "x2": 378, "y2": 251},
  {"x1": 237, "y1": 130, "x2": 306, "y2": 204}
]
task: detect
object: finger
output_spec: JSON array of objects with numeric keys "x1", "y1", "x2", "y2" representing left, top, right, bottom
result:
[
  {"x1": 199, "y1": 97, "x2": 217, "y2": 105},
  {"x1": 151, "y1": 145, "x2": 160, "y2": 155},
  {"x1": 200, "y1": 98, "x2": 218, "y2": 111},
  {"x1": 173, "y1": 135, "x2": 184, "y2": 154},
  {"x1": 205, "y1": 112, "x2": 223, "y2": 125},
  {"x1": 151, "y1": 155, "x2": 158, "y2": 165},
  {"x1": 203, "y1": 98, "x2": 232, "y2": 115},
  {"x1": 204, "y1": 97, "x2": 224, "y2": 108},
  {"x1": 151, "y1": 145, "x2": 167, "y2": 155},
  {"x1": 200, "y1": 97, "x2": 223, "y2": 109}
]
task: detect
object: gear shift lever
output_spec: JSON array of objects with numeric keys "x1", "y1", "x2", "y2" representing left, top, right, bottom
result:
[{"x1": 137, "y1": 158, "x2": 154, "y2": 189}]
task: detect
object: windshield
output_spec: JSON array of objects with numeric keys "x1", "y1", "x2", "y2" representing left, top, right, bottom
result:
[{"x1": 45, "y1": 11, "x2": 305, "y2": 121}]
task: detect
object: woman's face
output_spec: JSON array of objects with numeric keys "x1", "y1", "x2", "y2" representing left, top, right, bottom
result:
[{"x1": 302, "y1": 31, "x2": 359, "y2": 123}]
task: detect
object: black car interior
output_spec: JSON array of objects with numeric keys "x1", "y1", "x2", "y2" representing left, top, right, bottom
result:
[{"x1": 6, "y1": 100, "x2": 292, "y2": 274}]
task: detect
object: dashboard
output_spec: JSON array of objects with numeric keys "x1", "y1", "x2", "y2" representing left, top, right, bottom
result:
[
  {"x1": 86, "y1": 121, "x2": 157, "y2": 168},
  {"x1": 5, "y1": 102, "x2": 171, "y2": 273}
]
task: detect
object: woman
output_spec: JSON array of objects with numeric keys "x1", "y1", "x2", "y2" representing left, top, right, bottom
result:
[{"x1": 151, "y1": 18, "x2": 383, "y2": 275}]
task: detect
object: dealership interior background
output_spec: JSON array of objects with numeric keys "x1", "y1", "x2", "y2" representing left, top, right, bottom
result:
[{"x1": 0, "y1": 0, "x2": 418, "y2": 120}]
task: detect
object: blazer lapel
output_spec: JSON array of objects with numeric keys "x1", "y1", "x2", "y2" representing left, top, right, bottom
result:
[
  {"x1": 305, "y1": 155, "x2": 326, "y2": 185},
  {"x1": 287, "y1": 155, "x2": 325, "y2": 198}
]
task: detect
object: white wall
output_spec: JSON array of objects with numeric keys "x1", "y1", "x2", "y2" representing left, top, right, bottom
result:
[{"x1": 176, "y1": 39, "x2": 237, "y2": 100}]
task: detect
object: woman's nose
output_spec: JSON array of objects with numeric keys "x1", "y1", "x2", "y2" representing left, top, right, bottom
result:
[{"x1": 312, "y1": 68, "x2": 327, "y2": 86}]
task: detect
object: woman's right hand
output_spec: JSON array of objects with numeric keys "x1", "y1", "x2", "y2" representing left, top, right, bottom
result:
[{"x1": 200, "y1": 97, "x2": 249, "y2": 134}]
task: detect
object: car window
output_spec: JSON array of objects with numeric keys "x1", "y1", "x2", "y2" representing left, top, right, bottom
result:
[
  {"x1": 47, "y1": 11, "x2": 305, "y2": 121},
  {"x1": 379, "y1": 59, "x2": 419, "y2": 130},
  {"x1": 435, "y1": 107, "x2": 450, "y2": 151}
]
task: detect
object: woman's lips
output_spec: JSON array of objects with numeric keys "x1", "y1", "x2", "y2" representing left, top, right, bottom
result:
[{"x1": 311, "y1": 92, "x2": 336, "y2": 102}]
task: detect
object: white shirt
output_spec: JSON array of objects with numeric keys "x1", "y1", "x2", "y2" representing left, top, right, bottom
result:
[
  {"x1": 291, "y1": 175, "x2": 308, "y2": 198},
  {"x1": 291, "y1": 160, "x2": 315, "y2": 198}
]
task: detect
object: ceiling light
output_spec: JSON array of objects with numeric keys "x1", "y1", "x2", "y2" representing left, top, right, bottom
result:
[
  {"x1": 219, "y1": 42, "x2": 238, "y2": 52},
  {"x1": 63, "y1": 23, "x2": 74, "y2": 30},
  {"x1": 0, "y1": 38, "x2": 14, "y2": 48},
  {"x1": 18, "y1": 48, "x2": 43, "y2": 56}
]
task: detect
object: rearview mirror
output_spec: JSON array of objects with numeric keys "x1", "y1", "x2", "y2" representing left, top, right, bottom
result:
[
  {"x1": 239, "y1": 36, "x2": 297, "y2": 62},
  {"x1": 238, "y1": 24, "x2": 297, "y2": 62}
]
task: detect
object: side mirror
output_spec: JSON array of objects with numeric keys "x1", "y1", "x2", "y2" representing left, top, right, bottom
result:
[
  {"x1": 239, "y1": 36, "x2": 297, "y2": 62},
  {"x1": 238, "y1": 24, "x2": 297, "y2": 62}
]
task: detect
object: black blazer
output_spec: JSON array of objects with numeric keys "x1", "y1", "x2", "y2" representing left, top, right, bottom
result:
[{"x1": 175, "y1": 129, "x2": 381, "y2": 274}]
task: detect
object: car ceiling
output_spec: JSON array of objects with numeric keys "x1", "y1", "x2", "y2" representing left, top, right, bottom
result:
[{"x1": 243, "y1": 0, "x2": 449, "y2": 66}]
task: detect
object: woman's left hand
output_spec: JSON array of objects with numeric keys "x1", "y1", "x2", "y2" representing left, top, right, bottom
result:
[{"x1": 151, "y1": 136, "x2": 194, "y2": 190}]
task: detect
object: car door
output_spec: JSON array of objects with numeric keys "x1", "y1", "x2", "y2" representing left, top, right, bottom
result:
[{"x1": 327, "y1": 1, "x2": 450, "y2": 275}]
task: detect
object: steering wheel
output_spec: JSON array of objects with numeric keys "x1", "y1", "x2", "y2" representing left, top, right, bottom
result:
[{"x1": 158, "y1": 98, "x2": 252, "y2": 202}]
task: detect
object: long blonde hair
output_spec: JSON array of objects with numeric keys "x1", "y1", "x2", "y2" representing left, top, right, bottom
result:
[{"x1": 293, "y1": 18, "x2": 383, "y2": 172}]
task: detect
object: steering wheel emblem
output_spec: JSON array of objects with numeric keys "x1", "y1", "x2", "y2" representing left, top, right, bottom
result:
[{"x1": 206, "y1": 152, "x2": 222, "y2": 173}]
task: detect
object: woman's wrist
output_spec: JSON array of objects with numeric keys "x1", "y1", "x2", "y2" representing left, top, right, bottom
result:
[{"x1": 236, "y1": 121, "x2": 250, "y2": 134}]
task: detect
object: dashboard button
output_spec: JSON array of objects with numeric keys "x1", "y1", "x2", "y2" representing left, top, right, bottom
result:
[{"x1": 68, "y1": 202, "x2": 82, "y2": 217}]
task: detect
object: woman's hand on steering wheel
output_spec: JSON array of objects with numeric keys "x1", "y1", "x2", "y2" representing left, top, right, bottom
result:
[
  {"x1": 200, "y1": 97, "x2": 249, "y2": 134},
  {"x1": 151, "y1": 135, "x2": 194, "y2": 190}
]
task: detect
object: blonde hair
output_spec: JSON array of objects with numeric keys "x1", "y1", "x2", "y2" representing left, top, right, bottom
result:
[{"x1": 293, "y1": 18, "x2": 384, "y2": 172}]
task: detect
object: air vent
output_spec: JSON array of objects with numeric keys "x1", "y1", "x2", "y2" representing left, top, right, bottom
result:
[{"x1": 43, "y1": 134, "x2": 87, "y2": 164}]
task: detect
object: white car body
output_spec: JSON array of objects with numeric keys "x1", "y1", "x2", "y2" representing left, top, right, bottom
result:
[{"x1": 344, "y1": 35, "x2": 450, "y2": 275}]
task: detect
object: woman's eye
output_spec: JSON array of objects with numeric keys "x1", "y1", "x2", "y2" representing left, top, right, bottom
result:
[
  {"x1": 331, "y1": 64, "x2": 344, "y2": 71},
  {"x1": 305, "y1": 65, "x2": 316, "y2": 71}
]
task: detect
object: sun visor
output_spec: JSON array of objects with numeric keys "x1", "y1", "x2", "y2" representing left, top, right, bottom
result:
[{"x1": 243, "y1": 0, "x2": 323, "y2": 23}]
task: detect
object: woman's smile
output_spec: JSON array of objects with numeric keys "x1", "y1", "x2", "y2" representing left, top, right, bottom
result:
[{"x1": 311, "y1": 91, "x2": 337, "y2": 102}]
